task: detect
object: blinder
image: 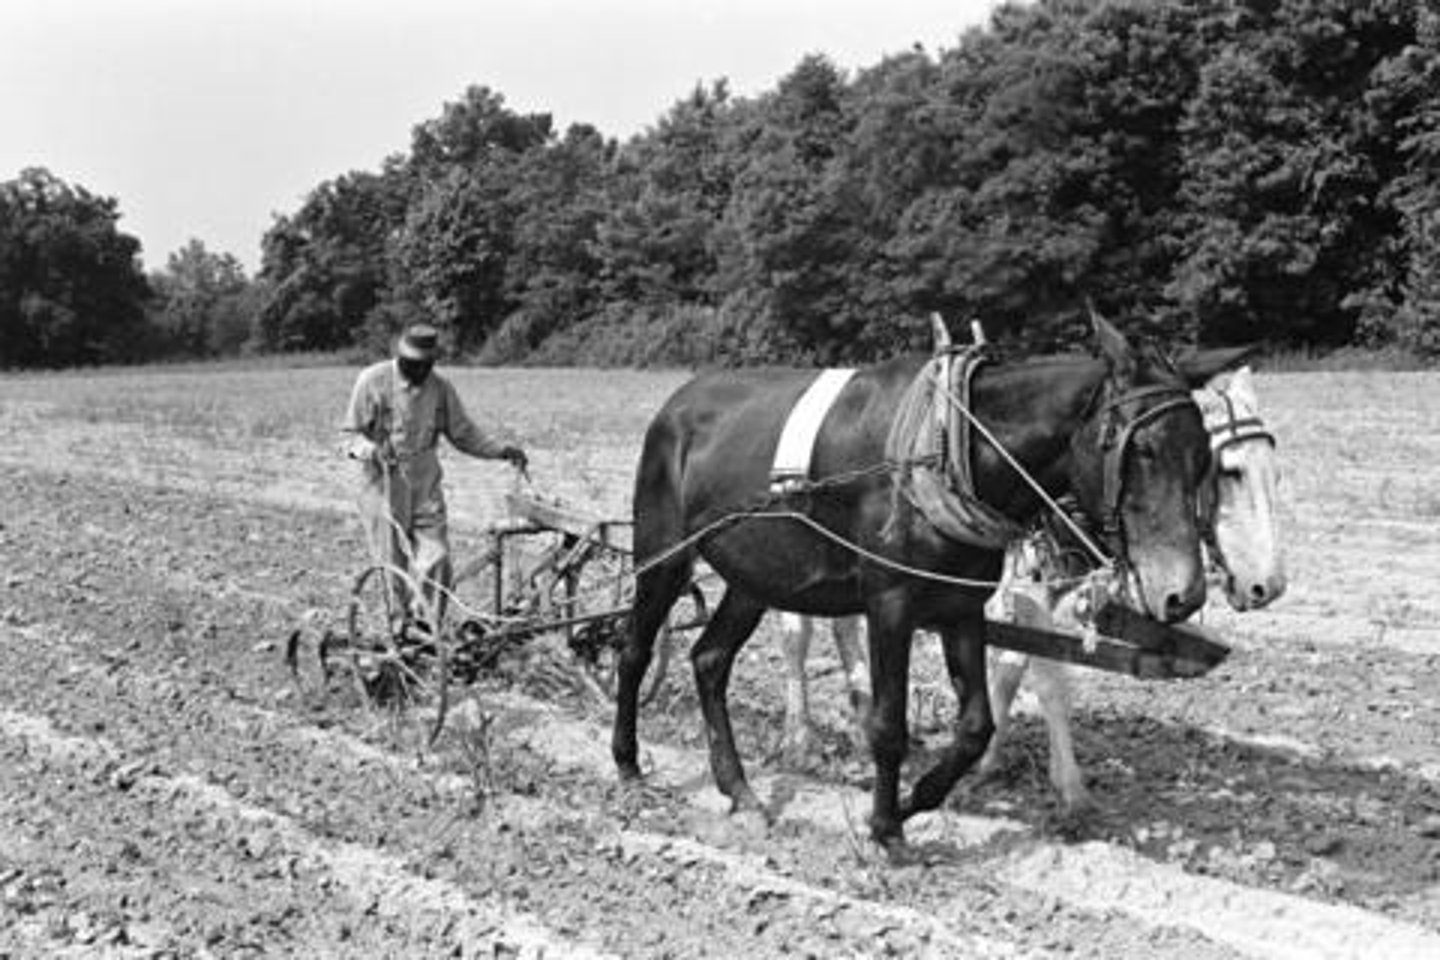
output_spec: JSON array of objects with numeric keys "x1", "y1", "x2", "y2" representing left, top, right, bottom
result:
[{"x1": 1096, "y1": 383, "x2": 1201, "y2": 564}]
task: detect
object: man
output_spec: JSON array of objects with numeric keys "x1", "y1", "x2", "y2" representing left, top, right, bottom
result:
[{"x1": 342, "y1": 323, "x2": 527, "y2": 627}]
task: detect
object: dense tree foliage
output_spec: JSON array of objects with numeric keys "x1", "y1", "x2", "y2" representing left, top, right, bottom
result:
[
  {"x1": 148, "y1": 239, "x2": 256, "y2": 358},
  {"x1": 253, "y1": 0, "x2": 1435, "y2": 365},
  {"x1": 252, "y1": 163, "x2": 410, "y2": 353},
  {"x1": 0, "y1": 168, "x2": 151, "y2": 368},
  {"x1": 1382, "y1": 6, "x2": 1440, "y2": 356},
  {"x1": 6, "y1": 0, "x2": 1438, "y2": 368}
]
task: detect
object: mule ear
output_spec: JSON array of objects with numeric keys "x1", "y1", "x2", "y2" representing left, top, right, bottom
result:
[
  {"x1": 930, "y1": 312, "x2": 952, "y2": 352},
  {"x1": 1091, "y1": 310, "x2": 1136, "y2": 381},
  {"x1": 1174, "y1": 345, "x2": 1258, "y2": 388},
  {"x1": 1227, "y1": 364, "x2": 1258, "y2": 404}
]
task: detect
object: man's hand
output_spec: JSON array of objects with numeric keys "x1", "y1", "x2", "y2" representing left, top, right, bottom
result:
[
  {"x1": 348, "y1": 437, "x2": 393, "y2": 466},
  {"x1": 500, "y1": 445, "x2": 529, "y2": 475}
]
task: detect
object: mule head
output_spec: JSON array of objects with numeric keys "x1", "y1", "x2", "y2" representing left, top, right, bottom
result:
[
  {"x1": 1067, "y1": 315, "x2": 1211, "y2": 623},
  {"x1": 1195, "y1": 366, "x2": 1287, "y2": 610}
]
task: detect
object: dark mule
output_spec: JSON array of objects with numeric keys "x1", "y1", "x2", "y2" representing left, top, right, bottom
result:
[{"x1": 612, "y1": 318, "x2": 1244, "y2": 857}]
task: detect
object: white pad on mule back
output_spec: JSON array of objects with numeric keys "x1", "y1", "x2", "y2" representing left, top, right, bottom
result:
[{"x1": 770, "y1": 368, "x2": 857, "y2": 493}]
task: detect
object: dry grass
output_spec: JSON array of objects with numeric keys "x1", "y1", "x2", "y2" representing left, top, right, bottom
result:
[
  {"x1": 0, "y1": 365, "x2": 688, "y2": 530},
  {"x1": 1223, "y1": 370, "x2": 1440, "y2": 631}
]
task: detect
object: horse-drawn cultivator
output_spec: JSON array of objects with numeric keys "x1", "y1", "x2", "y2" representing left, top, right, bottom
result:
[{"x1": 294, "y1": 486, "x2": 710, "y2": 741}]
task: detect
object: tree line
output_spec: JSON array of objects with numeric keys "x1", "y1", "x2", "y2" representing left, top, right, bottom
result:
[
  {"x1": 0, "y1": 168, "x2": 258, "y2": 368},
  {"x1": 3, "y1": 0, "x2": 1437, "y2": 370}
]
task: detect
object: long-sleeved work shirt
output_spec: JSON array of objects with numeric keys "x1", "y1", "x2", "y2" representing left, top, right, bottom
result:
[
  {"x1": 344, "y1": 359, "x2": 504, "y2": 462},
  {"x1": 342, "y1": 359, "x2": 507, "y2": 541}
]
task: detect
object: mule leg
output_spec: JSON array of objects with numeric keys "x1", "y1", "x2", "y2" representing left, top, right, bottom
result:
[
  {"x1": 1028, "y1": 657, "x2": 1092, "y2": 812},
  {"x1": 832, "y1": 616, "x2": 872, "y2": 751},
  {"x1": 1034, "y1": 590, "x2": 1092, "y2": 811},
  {"x1": 691, "y1": 589, "x2": 768, "y2": 814},
  {"x1": 978, "y1": 650, "x2": 1027, "y2": 776},
  {"x1": 612, "y1": 559, "x2": 690, "y2": 780},
  {"x1": 901, "y1": 614, "x2": 994, "y2": 820},
  {"x1": 863, "y1": 599, "x2": 916, "y2": 854},
  {"x1": 778, "y1": 613, "x2": 814, "y2": 767},
  {"x1": 980, "y1": 586, "x2": 1046, "y2": 776}
]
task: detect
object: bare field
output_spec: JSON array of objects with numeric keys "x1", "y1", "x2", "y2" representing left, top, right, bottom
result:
[
  {"x1": 1, "y1": 363, "x2": 1439, "y2": 957},
  {"x1": 0, "y1": 366, "x2": 684, "y2": 525}
]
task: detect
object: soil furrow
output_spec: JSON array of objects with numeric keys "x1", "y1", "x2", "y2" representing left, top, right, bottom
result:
[
  {"x1": 0, "y1": 707, "x2": 611, "y2": 959},
  {"x1": 4, "y1": 456, "x2": 1440, "y2": 956},
  {"x1": 492, "y1": 690, "x2": 1440, "y2": 960},
  {"x1": 0, "y1": 622, "x2": 1169, "y2": 958}
]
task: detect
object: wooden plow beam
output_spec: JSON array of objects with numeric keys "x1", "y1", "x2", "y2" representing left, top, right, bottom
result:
[{"x1": 985, "y1": 601, "x2": 1230, "y2": 681}]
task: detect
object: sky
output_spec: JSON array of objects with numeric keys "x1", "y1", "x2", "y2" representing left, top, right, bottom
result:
[{"x1": 2, "y1": 0, "x2": 1002, "y2": 274}]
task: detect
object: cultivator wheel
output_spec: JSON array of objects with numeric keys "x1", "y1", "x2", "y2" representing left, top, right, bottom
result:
[{"x1": 343, "y1": 564, "x2": 451, "y2": 746}]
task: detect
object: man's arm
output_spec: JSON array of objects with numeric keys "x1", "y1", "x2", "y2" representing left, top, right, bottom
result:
[
  {"x1": 341, "y1": 366, "x2": 385, "y2": 461},
  {"x1": 441, "y1": 377, "x2": 526, "y2": 469}
]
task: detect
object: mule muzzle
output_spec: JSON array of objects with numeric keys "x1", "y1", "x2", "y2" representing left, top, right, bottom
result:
[
  {"x1": 1161, "y1": 582, "x2": 1206, "y2": 622},
  {"x1": 1130, "y1": 555, "x2": 1207, "y2": 623},
  {"x1": 1223, "y1": 570, "x2": 1287, "y2": 611}
]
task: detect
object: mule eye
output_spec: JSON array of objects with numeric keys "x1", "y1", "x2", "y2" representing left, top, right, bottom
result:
[{"x1": 1134, "y1": 443, "x2": 1158, "y2": 462}]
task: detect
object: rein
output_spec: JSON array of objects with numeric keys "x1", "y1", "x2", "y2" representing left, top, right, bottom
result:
[{"x1": 630, "y1": 502, "x2": 1007, "y2": 592}]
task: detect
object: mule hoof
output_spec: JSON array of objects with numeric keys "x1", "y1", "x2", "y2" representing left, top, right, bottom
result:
[
  {"x1": 732, "y1": 807, "x2": 770, "y2": 838},
  {"x1": 878, "y1": 833, "x2": 917, "y2": 866},
  {"x1": 975, "y1": 750, "x2": 1002, "y2": 780},
  {"x1": 616, "y1": 761, "x2": 644, "y2": 782},
  {"x1": 1048, "y1": 801, "x2": 1103, "y2": 841},
  {"x1": 870, "y1": 817, "x2": 910, "y2": 863},
  {"x1": 728, "y1": 788, "x2": 767, "y2": 820}
]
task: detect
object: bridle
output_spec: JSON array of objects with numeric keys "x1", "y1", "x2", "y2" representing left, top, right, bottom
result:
[
  {"x1": 1196, "y1": 386, "x2": 1276, "y2": 560},
  {"x1": 1091, "y1": 381, "x2": 1203, "y2": 567},
  {"x1": 1206, "y1": 389, "x2": 1276, "y2": 458},
  {"x1": 923, "y1": 355, "x2": 1206, "y2": 576}
]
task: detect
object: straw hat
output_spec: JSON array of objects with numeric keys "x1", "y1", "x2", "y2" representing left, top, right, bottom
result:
[{"x1": 396, "y1": 324, "x2": 440, "y2": 361}]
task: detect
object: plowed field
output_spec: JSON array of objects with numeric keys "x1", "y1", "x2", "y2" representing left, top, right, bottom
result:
[{"x1": 1, "y1": 365, "x2": 1437, "y2": 958}]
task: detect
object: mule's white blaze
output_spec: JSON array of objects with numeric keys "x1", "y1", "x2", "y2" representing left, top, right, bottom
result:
[{"x1": 1199, "y1": 367, "x2": 1287, "y2": 610}]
